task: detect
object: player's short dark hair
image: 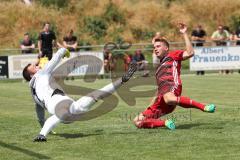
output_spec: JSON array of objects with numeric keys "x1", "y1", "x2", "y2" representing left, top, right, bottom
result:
[
  {"x1": 154, "y1": 38, "x2": 169, "y2": 49},
  {"x1": 22, "y1": 64, "x2": 32, "y2": 81}
]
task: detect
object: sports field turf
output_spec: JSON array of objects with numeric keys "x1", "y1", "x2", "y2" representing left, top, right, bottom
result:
[{"x1": 0, "y1": 74, "x2": 240, "y2": 160}]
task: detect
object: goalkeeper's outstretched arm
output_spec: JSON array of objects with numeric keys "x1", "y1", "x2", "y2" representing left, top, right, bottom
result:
[{"x1": 42, "y1": 48, "x2": 70, "y2": 74}]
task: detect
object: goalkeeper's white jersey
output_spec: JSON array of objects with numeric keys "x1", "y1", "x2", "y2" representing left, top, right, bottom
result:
[{"x1": 29, "y1": 48, "x2": 67, "y2": 110}]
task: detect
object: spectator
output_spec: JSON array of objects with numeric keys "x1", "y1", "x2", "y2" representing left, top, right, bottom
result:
[
  {"x1": 38, "y1": 22, "x2": 61, "y2": 60},
  {"x1": 211, "y1": 25, "x2": 230, "y2": 46},
  {"x1": 123, "y1": 52, "x2": 132, "y2": 72},
  {"x1": 229, "y1": 31, "x2": 236, "y2": 46},
  {"x1": 20, "y1": 33, "x2": 35, "y2": 54},
  {"x1": 191, "y1": 24, "x2": 207, "y2": 47},
  {"x1": 191, "y1": 25, "x2": 207, "y2": 75},
  {"x1": 104, "y1": 49, "x2": 116, "y2": 74},
  {"x1": 132, "y1": 49, "x2": 149, "y2": 77},
  {"x1": 223, "y1": 26, "x2": 233, "y2": 46},
  {"x1": 63, "y1": 29, "x2": 78, "y2": 52},
  {"x1": 63, "y1": 30, "x2": 77, "y2": 80},
  {"x1": 211, "y1": 25, "x2": 230, "y2": 74},
  {"x1": 223, "y1": 26, "x2": 230, "y2": 32},
  {"x1": 233, "y1": 26, "x2": 240, "y2": 45},
  {"x1": 152, "y1": 32, "x2": 166, "y2": 68}
]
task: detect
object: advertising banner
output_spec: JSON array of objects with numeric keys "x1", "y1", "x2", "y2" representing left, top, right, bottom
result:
[
  {"x1": 0, "y1": 56, "x2": 9, "y2": 79},
  {"x1": 190, "y1": 46, "x2": 240, "y2": 70},
  {"x1": 8, "y1": 51, "x2": 104, "y2": 79}
]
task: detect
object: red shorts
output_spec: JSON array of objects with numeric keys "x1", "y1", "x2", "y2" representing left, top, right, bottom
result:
[{"x1": 142, "y1": 85, "x2": 182, "y2": 119}]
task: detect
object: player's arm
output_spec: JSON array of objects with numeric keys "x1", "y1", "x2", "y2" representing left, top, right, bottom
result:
[
  {"x1": 179, "y1": 23, "x2": 195, "y2": 60},
  {"x1": 42, "y1": 48, "x2": 70, "y2": 74}
]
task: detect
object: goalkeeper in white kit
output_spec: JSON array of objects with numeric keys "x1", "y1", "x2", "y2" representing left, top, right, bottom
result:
[{"x1": 22, "y1": 48, "x2": 137, "y2": 142}]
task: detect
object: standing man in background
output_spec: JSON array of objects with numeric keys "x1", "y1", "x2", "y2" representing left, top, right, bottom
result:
[
  {"x1": 38, "y1": 22, "x2": 61, "y2": 60},
  {"x1": 191, "y1": 24, "x2": 207, "y2": 75},
  {"x1": 191, "y1": 24, "x2": 206, "y2": 47}
]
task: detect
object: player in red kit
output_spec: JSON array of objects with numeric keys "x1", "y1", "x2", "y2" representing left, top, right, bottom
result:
[{"x1": 133, "y1": 23, "x2": 216, "y2": 129}]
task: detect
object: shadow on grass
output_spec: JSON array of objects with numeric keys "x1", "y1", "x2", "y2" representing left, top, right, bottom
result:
[
  {"x1": 54, "y1": 123, "x2": 221, "y2": 139},
  {"x1": 177, "y1": 123, "x2": 209, "y2": 129},
  {"x1": 0, "y1": 140, "x2": 50, "y2": 159},
  {"x1": 55, "y1": 129, "x2": 142, "y2": 139},
  {"x1": 56, "y1": 129, "x2": 104, "y2": 139}
]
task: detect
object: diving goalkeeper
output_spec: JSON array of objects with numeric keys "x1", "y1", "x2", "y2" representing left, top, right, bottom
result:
[{"x1": 23, "y1": 48, "x2": 137, "y2": 142}]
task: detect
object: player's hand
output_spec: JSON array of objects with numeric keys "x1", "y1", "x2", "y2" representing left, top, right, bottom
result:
[
  {"x1": 33, "y1": 134, "x2": 47, "y2": 142},
  {"x1": 178, "y1": 22, "x2": 187, "y2": 34}
]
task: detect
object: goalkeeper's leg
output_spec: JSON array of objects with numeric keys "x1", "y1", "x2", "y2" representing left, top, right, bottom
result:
[
  {"x1": 69, "y1": 78, "x2": 122, "y2": 114},
  {"x1": 69, "y1": 62, "x2": 137, "y2": 114}
]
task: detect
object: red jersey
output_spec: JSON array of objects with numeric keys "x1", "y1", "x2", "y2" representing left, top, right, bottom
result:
[{"x1": 155, "y1": 50, "x2": 184, "y2": 95}]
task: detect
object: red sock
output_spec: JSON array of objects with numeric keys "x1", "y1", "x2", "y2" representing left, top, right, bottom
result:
[
  {"x1": 138, "y1": 118, "x2": 165, "y2": 128},
  {"x1": 177, "y1": 96, "x2": 205, "y2": 111}
]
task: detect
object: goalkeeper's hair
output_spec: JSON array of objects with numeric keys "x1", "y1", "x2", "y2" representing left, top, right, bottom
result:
[
  {"x1": 22, "y1": 63, "x2": 32, "y2": 81},
  {"x1": 154, "y1": 38, "x2": 169, "y2": 49}
]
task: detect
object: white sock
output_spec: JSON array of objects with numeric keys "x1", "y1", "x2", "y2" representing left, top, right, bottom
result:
[{"x1": 40, "y1": 115, "x2": 61, "y2": 136}]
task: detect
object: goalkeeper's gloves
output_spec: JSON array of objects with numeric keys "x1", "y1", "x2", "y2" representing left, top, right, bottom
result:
[{"x1": 64, "y1": 49, "x2": 71, "y2": 58}]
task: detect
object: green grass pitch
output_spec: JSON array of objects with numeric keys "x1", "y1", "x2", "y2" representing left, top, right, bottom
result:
[{"x1": 0, "y1": 74, "x2": 240, "y2": 160}]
